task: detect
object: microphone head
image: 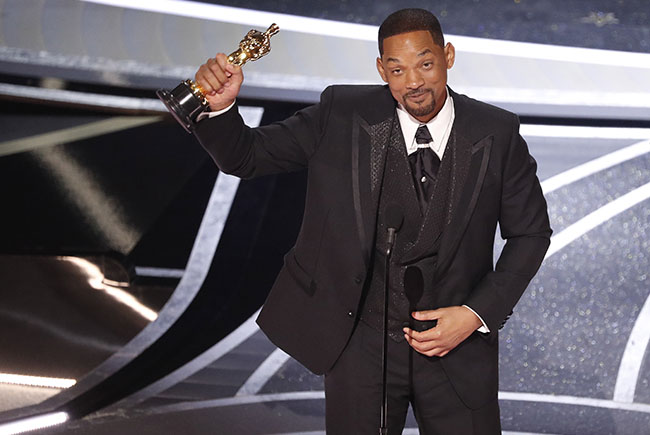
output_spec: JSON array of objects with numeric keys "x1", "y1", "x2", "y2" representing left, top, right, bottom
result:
[
  {"x1": 385, "y1": 205, "x2": 404, "y2": 231},
  {"x1": 404, "y1": 265, "x2": 424, "y2": 308}
]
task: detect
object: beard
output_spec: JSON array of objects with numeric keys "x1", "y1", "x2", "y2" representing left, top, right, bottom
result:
[{"x1": 402, "y1": 89, "x2": 436, "y2": 118}]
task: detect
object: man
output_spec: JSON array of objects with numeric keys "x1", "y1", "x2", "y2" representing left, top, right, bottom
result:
[{"x1": 193, "y1": 8, "x2": 551, "y2": 434}]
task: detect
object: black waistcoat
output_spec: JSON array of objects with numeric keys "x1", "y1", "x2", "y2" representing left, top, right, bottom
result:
[{"x1": 359, "y1": 117, "x2": 454, "y2": 342}]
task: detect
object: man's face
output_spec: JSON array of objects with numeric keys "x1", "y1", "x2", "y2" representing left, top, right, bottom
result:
[{"x1": 377, "y1": 30, "x2": 455, "y2": 123}]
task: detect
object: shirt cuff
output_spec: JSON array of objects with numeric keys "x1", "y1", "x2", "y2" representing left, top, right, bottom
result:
[
  {"x1": 462, "y1": 305, "x2": 490, "y2": 334},
  {"x1": 196, "y1": 100, "x2": 236, "y2": 121}
]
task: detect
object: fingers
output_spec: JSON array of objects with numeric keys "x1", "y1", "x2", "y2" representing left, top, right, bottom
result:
[
  {"x1": 404, "y1": 327, "x2": 442, "y2": 353},
  {"x1": 214, "y1": 53, "x2": 237, "y2": 92},
  {"x1": 404, "y1": 332, "x2": 447, "y2": 357},
  {"x1": 411, "y1": 308, "x2": 443, "y2": 321},
  {"x1": 403, "y1": 323, "x2": 454, "y2": 357},
  {"x1": 217, "y1": 53, "x2": 243, "y2": 81},
  {"x1": 404, "y1": 337, "x2": 448, "y2": 357},
  {"x1": 403, "y1": 326, "x2": 440, "y2": 342},
  {"x1": 194, "y1": 53, "x2": 241, "y2": 96},
  {"x1": 403, "y1": 306, "x2": 475, "y2": 357},
  {"x1": 195, "y1": 59, "x2": 222, "y2": 96}
]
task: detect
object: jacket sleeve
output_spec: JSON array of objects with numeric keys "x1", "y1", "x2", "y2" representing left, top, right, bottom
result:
[
  {"x1": 464, "y1": 114, "x2": 552, "y2": 334},
  {"x1": 193, "y1": 87, "x2": 334, "y2": 179}
]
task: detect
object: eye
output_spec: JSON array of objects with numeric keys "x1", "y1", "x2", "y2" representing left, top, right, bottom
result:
[
  {"x1": 422, "y1": 61, "x2": 433, "y2": 69},
  {"x1": 391, "y1": 68, "x2": 402, "y2": 75}
]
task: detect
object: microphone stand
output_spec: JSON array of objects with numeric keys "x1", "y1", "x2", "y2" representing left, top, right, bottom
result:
[{"x1": 380, "y1": 227, "x2": 397, "y2": 435}]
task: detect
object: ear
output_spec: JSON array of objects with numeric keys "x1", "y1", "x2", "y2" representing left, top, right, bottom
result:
[
  {"x1": 444, "y1": 42, "x2": 456, "y2": 70},
  {"x1": 376, "y1": 57, "x2": 388, "y2": 83}
]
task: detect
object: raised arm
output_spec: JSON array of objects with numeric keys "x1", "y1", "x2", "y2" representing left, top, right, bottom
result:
[{"x1": 191, "y1": 55, "x2": 333, "y2": 179}]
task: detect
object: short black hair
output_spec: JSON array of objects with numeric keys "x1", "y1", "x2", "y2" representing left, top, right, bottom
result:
[{"x1": 378, "y1": 8, "x2": 445, "y2": 55}]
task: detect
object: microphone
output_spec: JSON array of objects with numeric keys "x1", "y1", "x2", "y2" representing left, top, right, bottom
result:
[
  {"x1": 384, "y1": 205, "x2": 404, "y2": 256},
  {"x1": 404, "y1": 266, "x2": 437, "y2": 332},
  {"x1": 381, "y1": 205, "x2": 403, "y2": 435}
]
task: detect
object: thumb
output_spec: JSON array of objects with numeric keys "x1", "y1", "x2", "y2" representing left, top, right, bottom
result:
[
  {"x1": 412, "y1": 309, "x2": 442, "y2": 321},
  {"x1": 226, "y1": 63, "x2": 243, "y2": 80},
  {"x1": 224, "y1": 63, "x2": 244, "y2": 92}
]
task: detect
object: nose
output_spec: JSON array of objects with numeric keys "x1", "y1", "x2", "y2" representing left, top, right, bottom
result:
[{"x1": 405, "y1": 69, "x2": 424, "y2": 89}]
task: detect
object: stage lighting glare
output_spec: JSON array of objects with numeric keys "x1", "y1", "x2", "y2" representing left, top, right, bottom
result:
[
  {"x1": 0, "y1": 412, "x2": 69, "y2": 435},
  {"x1": 60, "y1": 256, "x2": 158, "y2": 321},
  {"x1": 0, "y1": 373, "x2": 76, "y2": 389}
]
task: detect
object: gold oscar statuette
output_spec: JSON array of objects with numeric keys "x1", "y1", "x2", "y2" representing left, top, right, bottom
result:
[{"x1": 156, "y1": 23, "x2": 280, "y2": 133}]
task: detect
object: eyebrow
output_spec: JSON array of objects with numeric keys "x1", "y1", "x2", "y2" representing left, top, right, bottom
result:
[{"x1": 385, "y1": 48, "x2": 434, "y2": 64}]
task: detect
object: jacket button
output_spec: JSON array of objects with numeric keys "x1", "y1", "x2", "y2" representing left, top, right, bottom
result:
[
  {"x1": 347, "y1": 311, "x2": 354, "y2": 317},
  {"x1": 354, "y1": 277, "x2": 362, "y2": 284}
]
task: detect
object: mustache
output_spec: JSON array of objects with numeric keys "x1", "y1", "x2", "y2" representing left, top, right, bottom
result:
[{"x1": 404, "y1": 88, "x2": 433, "y2": 99}]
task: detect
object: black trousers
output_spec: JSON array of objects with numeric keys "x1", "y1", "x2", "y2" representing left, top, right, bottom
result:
[{"x1": 324, "y1": 320, "x2": 501, "y2": 435}]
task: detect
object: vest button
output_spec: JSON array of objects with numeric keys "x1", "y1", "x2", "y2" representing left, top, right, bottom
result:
[
  {"x1": 354, "y1": 277, "x2": 362, "y2": 284},
  {"x1": 347, "y1": 311, "x2": 354, "y2": 317}
]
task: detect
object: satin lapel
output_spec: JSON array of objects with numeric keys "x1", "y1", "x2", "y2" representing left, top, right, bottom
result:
[
  {"x1": 435, "y1": 130, "x2": 493, "y2": 276},
  {"x1": 351, "y1": 111, "x2": 393, "y2": 267}
]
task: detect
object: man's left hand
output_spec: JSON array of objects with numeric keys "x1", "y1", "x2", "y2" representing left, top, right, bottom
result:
[{"x1": 403, "y1": 306, "x2": 482, "y2": 357}]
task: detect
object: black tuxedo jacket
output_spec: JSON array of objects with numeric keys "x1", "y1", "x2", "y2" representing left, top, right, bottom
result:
[{"x1": 195, "y1": 85, "x2": 551, "y2": 409}]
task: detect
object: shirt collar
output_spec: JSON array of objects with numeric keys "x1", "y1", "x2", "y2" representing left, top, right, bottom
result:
[{"x1": 397, "y1": 87, "x2": 453, "y2": 155}]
